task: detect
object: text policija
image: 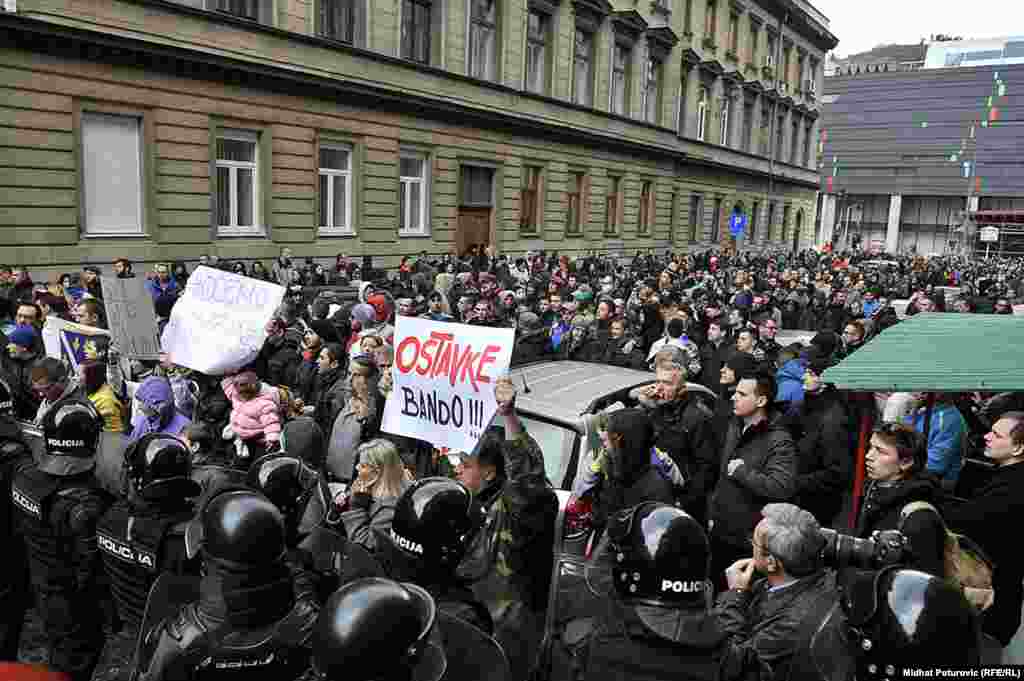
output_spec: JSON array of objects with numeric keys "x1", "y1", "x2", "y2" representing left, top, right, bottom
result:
[{"x1": 395, "y1": 330, "x2": 501, "y2": 429}]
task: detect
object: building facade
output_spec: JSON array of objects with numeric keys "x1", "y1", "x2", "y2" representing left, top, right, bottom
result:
[
  {"x1": 0, "y1": 0, "x2": 834, "y2": 272},
  {"x1": 818, "y1": 61, "x2": 1024, "y2": 255}
]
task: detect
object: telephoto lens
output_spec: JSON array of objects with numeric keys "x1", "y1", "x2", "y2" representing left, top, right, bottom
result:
[{"x1": 819, "y1": 528, "x2": 908, "y2": 569}]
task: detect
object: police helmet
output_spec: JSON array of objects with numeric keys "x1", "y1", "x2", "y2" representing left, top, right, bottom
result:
[
  {"x1": 38, "y1": 398, "x2": 103, "y2": 476},
  {"x1": 607, "y1": 502, "x2": 711, "y2": 607},
  {"x1": 0, "y1": 376, "x2": 15, "y2": 418},
  {"x1": 246, "y1": 452, "x2": 319, "y2": 520},
  {"x1": 383, "y1": 477, "x2": 477, "y2": 572},
  {"x1": 312, "y1": 578, "x2": 445, "y2": 681},
  {"x1": 184, "y1": 489, "x2": 286, "y2": 563},
  {"x1": 124, "y1": 433, "x2": 201, "y2": 500},
  {"x1": 841, "y1": 567, "x2": 981, "y2": 675}
]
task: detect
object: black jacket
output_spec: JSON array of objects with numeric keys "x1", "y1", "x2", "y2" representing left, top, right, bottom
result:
[
  {"x1": 648, "y1": 393, "x2": 717, "y2": 519},
  {"x1": 709, "y1": 411, "x2": 796, "y2": 549},
  {"x1": 601, "y1": 337, "x2": 647, "y2": 371},
  {"x1": 944, "y1": 460, "x2": 1024, "y2": 645},
  {"x1": 700, "y1": 341, "x2": 733, "y2": 395},
  {"x1": 715, "y1": 570, "x2": 846, "y2": 681},
  {"x1": 1, "y1": 350, "x2": 42, "y2": 420},
  {"x1": 789, "y1": 387, "x2": 852, "y2": 528},
  {"x1": 854, "y1": 476, "x2": 945, "y2": 578}
]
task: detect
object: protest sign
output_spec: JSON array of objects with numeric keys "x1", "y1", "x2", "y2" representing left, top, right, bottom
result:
[
  {"x1": 42, "y1": 317, "x2": 110, "y2": 370},
  {"x1": 101, "y1": 275, "x2": 160, "y2": 359},
  {"x1": 382, "y1": 316, "x2": 514, "y2": 454},
  {"x1": 160, "y1": 266, "x2": 285, "y2": 375}
]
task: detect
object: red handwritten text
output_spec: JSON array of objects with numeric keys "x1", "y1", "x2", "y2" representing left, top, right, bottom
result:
[{"x1": 395, "y1": 331, "x2": 501, "y2": 393}]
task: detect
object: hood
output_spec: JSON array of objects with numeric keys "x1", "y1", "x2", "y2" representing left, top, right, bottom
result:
[
  {"x1": 136, "y1": 376, "x2": 176, "y2": 424},
  {"x1": 778, "y1": 358, "x2": 806, "y2": 382},
  {"x1": 282, "y1": 416, "x2": 326, "y2": 469}
]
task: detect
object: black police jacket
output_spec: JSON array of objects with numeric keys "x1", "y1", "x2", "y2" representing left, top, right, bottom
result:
[
  {"x1": 0, "y1": 425, "x2": 30, "y2": 584},
  {"x1": 576, "y1": 598, "x2": 766, "y2": 681},
  {"x1": 96, "y1": 499, "x2": 197, "y2": 629},
  {"x1": 647, "y1": 393, "x2": 716, "y2": 516},
  {"x1": 135, "y1": 576, "x2": 318, "y2": 681}
]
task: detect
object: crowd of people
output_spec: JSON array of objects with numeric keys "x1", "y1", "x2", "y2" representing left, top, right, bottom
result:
[{"x1": 0, "y1": 243, "x2": 1021, "y2": 681}]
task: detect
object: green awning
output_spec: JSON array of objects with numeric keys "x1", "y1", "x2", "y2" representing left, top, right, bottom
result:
[{"x1": 821, "y1": 313, "x2": 1024, "y2": 392}]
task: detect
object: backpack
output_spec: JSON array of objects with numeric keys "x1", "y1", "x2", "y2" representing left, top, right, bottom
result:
[{"x1": 899, "y1": 500, "x2": 995, "y2": 611}]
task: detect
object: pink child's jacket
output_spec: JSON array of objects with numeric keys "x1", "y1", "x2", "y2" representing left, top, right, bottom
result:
[{"x1": 221, "y1": 375, "x2": 282, "y2": 443}]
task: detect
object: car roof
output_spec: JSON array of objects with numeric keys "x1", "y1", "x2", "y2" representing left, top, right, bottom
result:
[
  {"x1": 509, "y1": 361, "x2": 716, "y2": 430},
  {"x1": 509, "y1": 361, "x2": 654, "y2": 428}
]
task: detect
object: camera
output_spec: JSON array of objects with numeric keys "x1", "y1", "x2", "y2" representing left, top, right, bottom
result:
[{"x1": 820, "y1": 528, "x2": 907, "y2": 570}]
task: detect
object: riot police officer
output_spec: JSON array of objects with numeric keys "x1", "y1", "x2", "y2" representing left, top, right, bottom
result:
[
  {"x1": 93, "y1": 433, "x2": 201, "y2": 681},
  {"x1": 11, "y1": 398, "x2": 112, "y2": 681},
  {"x1": 574, "y1": 502, "x2": 763, "y2": 681},
  {"x1": 134, "y1": 489, "x2": 318, "y2": 680},
  {"x1": 308, "y1": 577, "x2": 508, "y2": 681},
  {"x1": 0, "y1": 377, "x2": 32, "y2": 660},
  {"x1": 376, "y1": 477, "x2": 493, "y2": 635}
]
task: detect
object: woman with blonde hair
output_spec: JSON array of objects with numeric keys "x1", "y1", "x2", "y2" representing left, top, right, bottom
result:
[{"x1": 339, "y1": 438, "x2": 412, "y2": 551}]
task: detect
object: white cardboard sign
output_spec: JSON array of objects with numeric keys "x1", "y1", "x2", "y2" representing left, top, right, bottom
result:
[
  {"x1": 160, "y1": 266, "x2": 285, "y2": 375},
  {"x1": 382, "y1": 316, "x2": 514, "y2": 454}
]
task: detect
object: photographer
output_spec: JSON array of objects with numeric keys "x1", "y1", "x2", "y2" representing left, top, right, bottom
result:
[{"x1": 715, "y1": 503, "x2": 847, "y2": 681}]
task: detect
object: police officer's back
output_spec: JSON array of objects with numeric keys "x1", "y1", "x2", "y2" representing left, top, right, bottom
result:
[
  {"x1": 11, "y1": 398, "x2": 112, "y2": 681},
  {"x1": 376, "y1": 477, "x2": 493, "y2": 635},
  {"x1": 575, "y1": 503, "x2": 763, "y2": 681},
  {"x1": 0, "y1": 377, "x2": 32, "y2": 661},
  {"x1": 133, "y1": 489, "x2": 318, "y2": 680},
  {"x1": 93, "y1": 434, "x2": 200, "y2": 680}
]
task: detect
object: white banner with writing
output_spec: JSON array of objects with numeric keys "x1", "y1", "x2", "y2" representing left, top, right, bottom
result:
[
  {"x1": 382, "y1": 316, "x2": 514, "y2": 454},
  {"x1": 160, "y1": 266, "x2": 285, "y2": 375}
]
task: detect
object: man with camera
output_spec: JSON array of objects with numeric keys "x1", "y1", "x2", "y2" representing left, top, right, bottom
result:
[{"x1": 715, "y1": 503, "x2": 846, "y2": 681}]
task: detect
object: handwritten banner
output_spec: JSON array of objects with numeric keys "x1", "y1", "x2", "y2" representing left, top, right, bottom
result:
[
  {"x1": 382, "y1": 316, "x2": 514, "y2": 454},
  {"x1": 160, "y1": 266, "x2": 285, "y2": 375},
  {"x1": 101, "y1": 275, "x2": 160, "y2": 359}
]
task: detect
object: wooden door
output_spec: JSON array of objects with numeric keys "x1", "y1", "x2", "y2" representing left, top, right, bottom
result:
[{"x1": 457, "y1": 207, "x2": 492, "y2": 257}]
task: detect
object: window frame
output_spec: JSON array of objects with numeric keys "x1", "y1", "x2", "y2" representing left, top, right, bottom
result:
[
  {"x1": 468, "y1": 0, "x2": 499, "y2": 81},
  {"x1": 524, "y1": 8, "x2": 551, "y2": 94},
  {"x1": 399, "y1": 149, "x2": 431, "y2": 237},
  {"x1": 710, "y1": 196, "x2": 722, "y2": 242},
  {"x1": 720, "y1": 95, "x2": 730, "y2": 147},
  {"x1": 610, "y1": 41, "x2": 632, "y2": 116},
  {"x1": 78, "y1": 109, "x2": 148, "y2": 238},
  {"x1": 749, "y1": 201, "x2": 759, "y2": 241},
  {"x1": 803, "y1": 123, "x2": 813, "y2": 167},
  {"x1": 641, "y1": 56, "x2": 662, "y2": 124},
  {"x1": 742, "y1": 97, "x2": 754, "y2": 152},
  {"x1": 318, "y1": 142, "x2": 355, "y2": 236},
  {"x1": 401, "y1": 0, "x2": 432, "y2": 63},
  {"x1": 767, "y1": 202, "x2": 776, "y2": 241},
  {"x1": 318, "y1": 0, "x2": 357, "y2": 44},
  {"x1": 689, "y1": 193, "x2": 702, "y2": 242},
  {"x1": 637, "y1": 179, "x2": 653, "y2": 235},
  {"x1": 789, "y1": 119, "x2": 800, "y2": 165},
  {"x1": 565, "y1": 169, "x2": 588, "y2": 235},
  {"x1": 214, "y1": 128, "x2": 263, "y2": 237},
  {"x1": 728, "y1": 12, "x2": 739, "y2": 54},
  {"x1": 210, "y1": 0, "x2": 263, "y2": 22},
  {"x1": 696, "y1": 85, "x2": 709, "y2": 141},
  {"x1": 572, "y1": 27, "x2": 595, "y2": 106},
  {"x1": 605, "y1": 174, "x2": 622, "y2": 235},
  {"x1": 704, "y1": 0, "x2": 716, "y2": 40},
  {"x1": 520, "y1": 165, "x2": 543, "y2": 234}
]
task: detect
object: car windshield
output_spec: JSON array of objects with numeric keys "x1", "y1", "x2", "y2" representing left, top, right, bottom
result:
[{"x1": 519, "y1": 415, "x2": 577, "y2": 489}]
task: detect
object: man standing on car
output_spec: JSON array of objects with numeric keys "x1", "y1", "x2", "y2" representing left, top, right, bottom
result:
[{"x1": 632, "y1": 348, "x2": 717, "y2": 524}]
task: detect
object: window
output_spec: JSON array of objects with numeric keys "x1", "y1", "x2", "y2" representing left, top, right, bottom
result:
[
  {"x1": 641, "y1": 57, "x2": 662, "y2": 123},
  {"x1": 790, "y1": 119, "x2": 799, "y2": 164},
  {"x1": 319, "y1": 0, "x2": 355, "y2": 43},
  {"x1": 748, "y1": 18, "x2": 759, "y2": 62},
  {"x1": 212, "y1": 0, "x2": 260, "y2": 20},
  {"x1": 611, "y1": 44, "x2": 631, "y2": 116},
  {"x1": 767, "y1": 202, "x2": 776, "y2": 241},
  {"x1": 711, "y1": 196, "x2": 722, "y2": 241},
  {"x1": 720, "y1": 96, "x2": 730, "y2": 147},
  {"x1": 782, "y1": 46, "x2": 790, "y2": 85},
  {"x1": 638, "y1": 181, "x2": 653, "y2": 234},
  {"x1": 683, "y1": 0, "x2": 692, "y2": 34},
  {"x1": 566, "y1": 171, "x2": 586, "y2": 234},
  {"x1": 525, "y1": 10, "x2": 549, "y2": 94},
  {"x1": 469, "y1": 0, "x2": 498, "y2": 80},
  {"x1": 573, "y1": 29, "x2": 594, "y2": 106},
  {"x1": 803, "y1": 124, "x2": 813, "y2": 166},
  {"x1": 782, "y1": 204, "x2": 791, "y2": 241},
  {"x1": 215, "y1": 130, "x2": 260, "y2": 234},
  {"x1": 399, "y1": 151, "x2": 429, "y2": 235},
  {"x1": 775, "y1": 114, "x2": 785, "y2": 160},
  {"x1": 728, "y1": 13, "x2": 739, "y2": 53},
  {"x1": 461, "y1": 165, "x2": 494, "y2": 206},
  {"x1": 521, "y1": 166, "x2": 541, "y2": 233},
  {"x1": 704, "y1": 0, "x2": 716, "y2": 39},
  {"x1": 766, "y1": 33, "x2": 776, "y2": 67},
  {"x1": 605, "y1": 175, "x2": 621, "y2": 234},
  {"x1": 677, "y1": 69, "x2": 688, "y2": 134},
  {"x1": 401, "y1": 0, "x2": 431, "y2": 62},
  {"x1": 797, "y1": 53, "x2": 806, "y2": 88},
  {"x1": 319, "y1": 144, "x2": 353, "y2": 234},
  {"x1": 742, "y1": 99, "x2": 754, "y2": 151},
  {"x1": 749, "y1": 201, "x2": 759, "y2": 240},
  {"x1": 670, "y1": 190, "x2": 678, "y2": 239},
  {"x1": 81, "y1": 112, "x2": 144, "y2": 236},
  {"x1": 689, "y1": 193, "x2": 702, "y2": 241},
  {"x1": 696, "y1": 86, "x2": 708, "y2": 141},
  {"x1": 760, "y1": 106, "x2": 770, "y2": 155}
]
